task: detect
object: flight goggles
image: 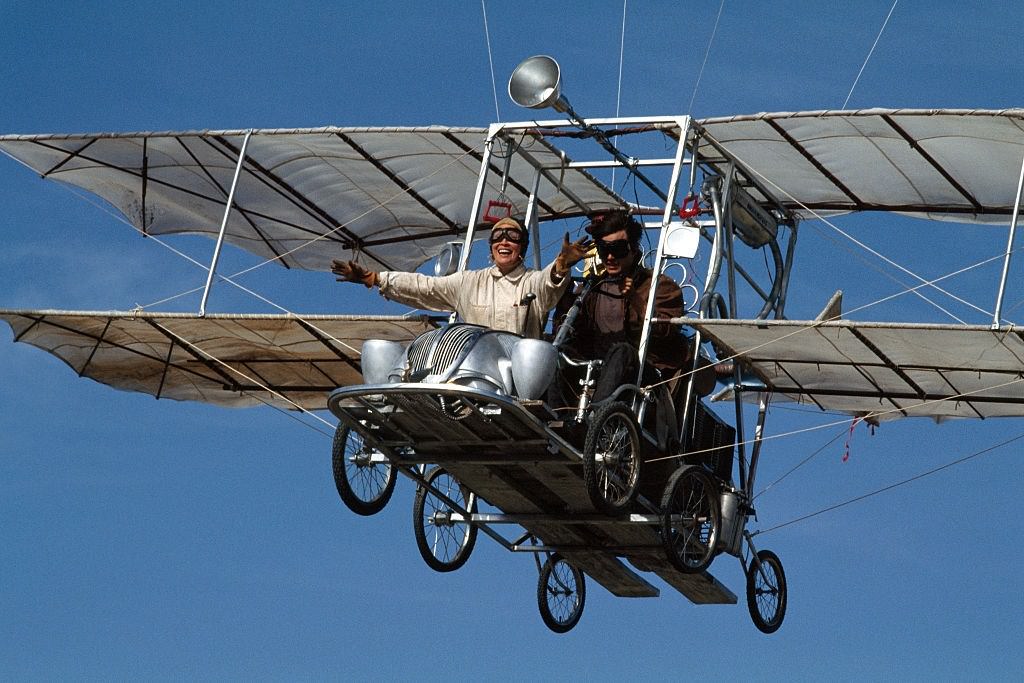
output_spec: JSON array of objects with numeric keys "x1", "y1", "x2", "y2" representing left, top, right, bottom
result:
[
  {"x1": 489, "y1": 227, "x2": 527, "y2": 244},
  {"x1": 595, "y1": 237, "x2": 633, "y2": 259}
]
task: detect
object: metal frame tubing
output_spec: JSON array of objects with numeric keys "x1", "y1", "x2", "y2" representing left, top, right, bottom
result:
[
  {"x1": 992, "y1": 152, "x2": 1024, "y2": 327},
  {"x1": 199, "y1": 128, "x2": 252, "y2": 316}
]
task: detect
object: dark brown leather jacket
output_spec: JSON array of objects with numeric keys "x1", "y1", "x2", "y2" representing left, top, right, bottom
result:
[{"x1": 556, "y1": 267, "x2": 688, "y2": 370}]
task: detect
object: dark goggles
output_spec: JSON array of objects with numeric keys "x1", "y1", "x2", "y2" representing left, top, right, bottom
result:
[
  {"x1": 595, "y1": 237, "x2": 632, "y2": 259},
  {"x1": 489, "y1": 227, "x2": 527, "y2": 245}
]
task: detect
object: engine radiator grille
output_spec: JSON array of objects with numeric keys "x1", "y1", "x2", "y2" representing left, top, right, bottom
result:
[{"x1": 407, "y1": 325, "x2": 483, "y2": 377}]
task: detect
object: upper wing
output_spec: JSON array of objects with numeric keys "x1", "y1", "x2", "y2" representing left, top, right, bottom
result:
[
  {"x1": 1, "y1": 309, "x2": 438, "y2": 410},
  {"x1": 691, "y1": 318, "x2": 1024, "y2": 421},
  {"x1": 0, "y1": 127, "x2": 623, "y2": 273},
  {"x1": 696, "y1": 108, "x2": 1024, "y2": 223}
]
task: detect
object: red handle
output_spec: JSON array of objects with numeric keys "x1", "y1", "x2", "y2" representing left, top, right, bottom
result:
[
  {"x1": 677, "y1": 194, "x2": 701, "y2": 219},
  {"x1": 675, "y1": 194, "x2": 700, "y2": 219},
  {"x1": 483, "y1": 199, "x2": 514, "y2": 223}
]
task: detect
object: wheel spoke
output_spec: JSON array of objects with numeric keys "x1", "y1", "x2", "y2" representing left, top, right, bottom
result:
[
  {"x1": 423, "y1": 480, "x2": 470, "y2": 562},
  {"x1": 662, "y1": 467, "x2": 720, "y2": 573},
  {"x1": 547, "y1": 562, "x2": 579, "y2": 623},
  {"x1": 584, "y1": 403, "x2": 641, "y2": 515},
  {"x1": 413, "y1": 468, "x2": 477, "y2": 573},
  {"x1": 745, "y1": 550, "x2": 786, "y2": 632}
]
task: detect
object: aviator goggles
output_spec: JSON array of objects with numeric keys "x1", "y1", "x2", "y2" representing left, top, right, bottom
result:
[
  {"x1": 595, "y1": 238, "x2": 633, "y2": 260},
  {"x1": 489, "y1": 227, "x2": 527, "y2": 245}
]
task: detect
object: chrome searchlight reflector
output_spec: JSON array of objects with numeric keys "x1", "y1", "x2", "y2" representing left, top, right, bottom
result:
[{"x1": 508, "y1": 55, "x2": 570, "y2": 113}]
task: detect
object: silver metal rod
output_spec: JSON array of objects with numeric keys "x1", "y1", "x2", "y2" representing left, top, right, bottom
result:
[
  {"x1": 457, "y1": 128, "x2": 498, "y2": 274},
  {"x1": 722, "y1": 166, "x2": 739, "y2": 320},
  {"x1": 637, "y1": 117, "x2": 690, "y2": 373},
  {"x1": 460, "y1": 512, "x2": 662, "y2": 525},
  {"x1": 775, "y1": 219, "x2": 800, "y2": 318},
  {"x1": 498, "y1": 114, "x2": 687, "y2": 129},
  {"x1": 525, "y1": 169, "x2": 543, "y2": 269},
  {"x1": 699, "y1": 185, "x2": 726, "y2": 315},
  {"x1": 745, "y1": 393, "x2": 770, "y2": 498},
  {"x1": 199, "y1": 128, "x2": 252, "y2": 316},
  {"x1": 992, "y1": 152, "x2": 1024, "y2": 327},
  {"x1": 720, "y1": 165, "x2": 749, "y2": 489},
  {"x1": 447, "y1": 129, "x2": 498, "y2": 325},
  {"x1": 549, "y1": 157, "x2": 682, "y2": 169}
]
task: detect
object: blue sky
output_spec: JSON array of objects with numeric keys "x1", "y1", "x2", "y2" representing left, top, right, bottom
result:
[{"x1": 2, "y1": 1, "x2": 1023, "y2": 678}]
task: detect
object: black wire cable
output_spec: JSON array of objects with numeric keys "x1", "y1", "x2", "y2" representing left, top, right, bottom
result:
[{"x1": 753, "y1": 430, "x2": 1024, "y2": 536}]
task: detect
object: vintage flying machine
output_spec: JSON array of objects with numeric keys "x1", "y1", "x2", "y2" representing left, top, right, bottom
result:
[{"x1": 4, "y1": 55, "x2": 1024, "y2": 633}]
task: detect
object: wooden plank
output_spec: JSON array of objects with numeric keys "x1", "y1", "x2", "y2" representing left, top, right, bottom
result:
[
  {"x1": 442, "y1": 464, "x2": 658, "y2": 597},
  {"x1": 334, "y1": 386, "x2": 725, "y2": 602},
  {"x1": 627, "y1": 551, "x2": 737, "y2": 604},
  {"x1": 559, "y1": 551, "x2": 659, "y2": 598},
  {"x1": 654, "y1": 567, "x2": 737, "y2": 604}
]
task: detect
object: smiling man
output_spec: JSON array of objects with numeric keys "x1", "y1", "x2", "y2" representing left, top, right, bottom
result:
[{"x1": 332, "y1": 217, "x2": 589, "y2": 339}]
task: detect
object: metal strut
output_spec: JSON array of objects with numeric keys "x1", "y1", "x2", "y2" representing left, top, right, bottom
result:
[
  {"x1": 992, "y1": 152, "x2": 1024, "y2": 327},
  {"x1": 199, "y1": 128, "x2": 253, "y2": 316}
]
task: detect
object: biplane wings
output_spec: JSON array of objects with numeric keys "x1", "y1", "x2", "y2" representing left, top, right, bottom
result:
[
  {"x1": 0, "y1": 126, "x2": 623, "y2": 273},
  {"x1": 695, "y1": 108, "x2": 1024, "y2": 223},
  {"x1": 0, "y1": 310, "x2": 438, "y2": 410},
  {"x1": 5, "y1": 110, "x2": 1024, "y2": 411},
  {"x1": 691, "y1": 319, "x2": 1024, "y2": 421}
]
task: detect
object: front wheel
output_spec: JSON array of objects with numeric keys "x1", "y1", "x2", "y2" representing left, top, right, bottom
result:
[
  {"x1": 332, "y1": 423, "x2": 396, "y2": 516},
  {"x1": 661, "y1": 465, "x2": 720, "y2": 573},
  {"x1": 412, "y1": 467, "x2": 477, "y2": 572},
  {"x1": 537, "y1": 553, "x2": 586, "y2": 633},
  {"x1": 582, "y1": 401, "x2": 643, "y2": 516},
  {"x1": 746, "y1": 549, "x2": 787, "y2": 634}
]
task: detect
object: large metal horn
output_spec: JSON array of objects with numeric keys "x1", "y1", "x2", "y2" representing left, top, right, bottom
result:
[
  {"x1": 507, "y1": 55, "x2": 670, "y2": 205},
  {"x1": 508, "y1": 55, "x2": 572, "y2": 113}
]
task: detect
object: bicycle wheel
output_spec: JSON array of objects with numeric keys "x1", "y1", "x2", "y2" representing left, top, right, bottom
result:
[
  {"x1": 412, "y1": 467, "x2": 477, "y2": 572},
  {"x1": 746, "y1": 549, "x2": 787, "y2": 634},
  {"x1": 332, "y1": 423, "x2": 396, "y2": 516},
  {"x1": 537, "y1": 553, "x2": 586, "y2": 633},
  {"x1": 582, "y1": 401, "x2": 642, "y2": 516},
  {"x1": 661, "y1": 465, "x2": 720, "y2": 573}
]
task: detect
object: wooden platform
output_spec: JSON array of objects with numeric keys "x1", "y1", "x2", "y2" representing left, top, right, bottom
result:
[{"x1": 329, "y1": 383, "x2": 737, "y2": 605}]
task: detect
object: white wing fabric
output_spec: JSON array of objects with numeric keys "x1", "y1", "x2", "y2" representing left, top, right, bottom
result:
[{"x1": 1, "y1": 310, "x2": 438, "y2": 410}]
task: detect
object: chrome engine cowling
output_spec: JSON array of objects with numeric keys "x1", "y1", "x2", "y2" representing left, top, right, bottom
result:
[{"x1": 360, "y1": 323, "x2": 556, "y2": 398}]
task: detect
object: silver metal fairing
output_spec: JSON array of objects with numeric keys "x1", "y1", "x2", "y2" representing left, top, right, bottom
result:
[
  {"x1": 510, "y1": 338, "x2": 557, "y2": 399},
  {"x1": 718, "y1": 490, "x2": 745, "y2": 557},
  {"x1": 361, "y1": 339, "x2": 405, "y2": 385}
]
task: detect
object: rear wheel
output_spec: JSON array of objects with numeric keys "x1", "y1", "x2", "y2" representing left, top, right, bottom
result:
[
  {"x1": 746, "y1": 549, "x2": 787, "y2": 634},
  {"x1": 537, "y1": 554, "x2": 585, "y2": 633},
  {"x1": 582, "y1": 401, "x2": 642, "y2": 516},
  {"x1": 413, "y1": 467, "x2": 477, "y2": 572},
  {"x1": 332, "y1": 423, "x2": 396, "y2": 516},
  {"x1": 661, "y1": 465, "x2": 720, "y2": 573}
]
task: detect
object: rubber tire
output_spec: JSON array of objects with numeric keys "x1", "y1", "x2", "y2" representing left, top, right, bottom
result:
[
  {"x1": 661, "y1": 465, "x2": 720, "y2": 573},
  {"x1": 537, "y1": 554, "x2": 586, "y2": 633},
  {"x1": 746, "y1": 549, "x2": 787, "y2": 634},
  {"x1": 332, "y1": 423, "x2": 396, "y2": 516},
  {"x1": 413, "y1": 467, "x2": 478, "y2": 573},
  {"x1": 582, "y1": 401, "x2": 642, "y2": 516}
]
